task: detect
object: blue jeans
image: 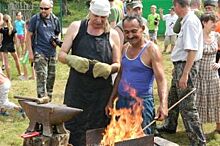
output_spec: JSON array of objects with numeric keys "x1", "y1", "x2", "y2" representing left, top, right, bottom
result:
[{"x1": 117, "y1": 94, "x2": 155, "y2": 134}]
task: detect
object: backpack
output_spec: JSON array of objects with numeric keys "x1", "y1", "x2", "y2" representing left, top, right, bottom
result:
[{"x1": 32, "y1": 13, "x2": 60, "y2": 48}]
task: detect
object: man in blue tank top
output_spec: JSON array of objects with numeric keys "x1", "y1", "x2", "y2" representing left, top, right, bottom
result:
[{"x1": 105, "y1": 15, "x2": 168, "y2": 134}]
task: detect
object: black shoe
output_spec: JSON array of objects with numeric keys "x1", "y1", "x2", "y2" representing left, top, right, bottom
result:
[{"x1": 156, "y1": 126, "x2": 176, "y2": 134}]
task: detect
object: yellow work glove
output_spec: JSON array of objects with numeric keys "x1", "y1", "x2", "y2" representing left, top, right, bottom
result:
[
  {"x1": 93, "y1": 62, "x2": 112, "y2": 79},
  {"x1": 65, "y1": 55, "x2": 89, "y2": 73}
]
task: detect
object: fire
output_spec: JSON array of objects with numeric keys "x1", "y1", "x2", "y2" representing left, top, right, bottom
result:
[{"x1": 101, "y1": 87, "x2": 145, "y2": 146}]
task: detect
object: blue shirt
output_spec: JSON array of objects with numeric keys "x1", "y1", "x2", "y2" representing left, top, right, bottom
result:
[
  {"x1": 14, "y1": 20, "x2": 25, "y2": 35},
  {"x1": 28, "y1": 14, "x2": 59, "y2": 57},
  {"x1": 118, "y1": 41, "x2": 154, "y2": 97}
]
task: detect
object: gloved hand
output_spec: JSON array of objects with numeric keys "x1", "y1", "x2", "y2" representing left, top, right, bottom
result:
[
  {"x1": 93, "y1": 61, "x2": 112, "y2": 79},
  {"x1": 65, "y1": 55, "x2": 89, "y2": 73}
]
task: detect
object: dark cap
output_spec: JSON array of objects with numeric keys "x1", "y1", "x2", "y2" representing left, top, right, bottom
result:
[{"x1": 204, "y1": 0, "x2": 217, "y2": 7}]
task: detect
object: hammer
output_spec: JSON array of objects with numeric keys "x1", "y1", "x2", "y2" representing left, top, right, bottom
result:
[{"x1": 14, "y1": 95, "x2": 50, "y2": 104}]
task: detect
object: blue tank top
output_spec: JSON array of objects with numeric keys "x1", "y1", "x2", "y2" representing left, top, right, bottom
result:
[{"x1": 118, "y1": 41, "x2": 154, "y2": 97}]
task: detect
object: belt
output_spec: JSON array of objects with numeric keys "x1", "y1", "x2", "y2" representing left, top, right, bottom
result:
[
  {"x1": 173, "y1": 60, "x2": 201, "y2": 65},
  {"x1": 173, "y1": 61, "x2": 186, "y2": 65}
]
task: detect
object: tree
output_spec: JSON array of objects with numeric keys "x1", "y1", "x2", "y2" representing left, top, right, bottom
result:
[{"x1": 62, "y1": 0, "x2": 71, "y2": 15}]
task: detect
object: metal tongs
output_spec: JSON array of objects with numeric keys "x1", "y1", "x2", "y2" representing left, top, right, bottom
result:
[{"x1": 143, "y1": 88, "x2": 197, "y2": 131}]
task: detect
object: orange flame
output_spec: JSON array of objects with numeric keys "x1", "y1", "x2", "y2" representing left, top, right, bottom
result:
[{"x1": 101, "y1": 86, "x2": 145, "y2": 146}]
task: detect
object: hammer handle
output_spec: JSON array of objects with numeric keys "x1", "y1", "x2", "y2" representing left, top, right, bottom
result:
[{"x1": 14, "y1": 95, "x2": 39, "y2": 102}]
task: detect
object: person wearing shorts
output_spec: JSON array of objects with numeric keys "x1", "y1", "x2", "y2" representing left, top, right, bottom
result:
[
  {"x1": 159, "y1": 7, "x2": 178, "y2": 53},
  {"x1": 14, "y1": 11, "x2": 26, "y2": 58},
  {"x1": 0, "y1": 14, "x2": 22, "y2": 79}
]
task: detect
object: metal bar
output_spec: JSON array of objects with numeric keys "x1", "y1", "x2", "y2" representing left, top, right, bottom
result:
[{"x1": 143, "y1": 88, "x2": 196, "y2": 131}]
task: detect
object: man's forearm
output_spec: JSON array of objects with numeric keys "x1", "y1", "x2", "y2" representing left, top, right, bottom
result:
[
  {"x1": 158, "y1": 79, "x2": 168, "y2": 108},
  {"x1": 111, "y1": 63, "x2": 120, "y2": 74},
  {"x1": 182, "y1": 50, "x2": 197, "y2": 76}
]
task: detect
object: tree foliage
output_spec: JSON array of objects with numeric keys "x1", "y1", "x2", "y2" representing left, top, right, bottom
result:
[
  {"x1": 1, "y1": 0, "x2": 87, "y2": 3},
  {"x1": 1, "y1": 0, "x2": 33, "y2": 3}
]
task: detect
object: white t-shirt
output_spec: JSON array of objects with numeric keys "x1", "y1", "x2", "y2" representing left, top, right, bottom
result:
[
  {"x1": 162, "y1": 14, "x2": 178, "y2": 36},
  {"x1": 171, "y1": 11, "x2": 203, "y2": 62}
]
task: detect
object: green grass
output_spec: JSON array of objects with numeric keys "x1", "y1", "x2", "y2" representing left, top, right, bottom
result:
[{"x1": 0, "y1": 39, "x2": 219, "y2": 146}]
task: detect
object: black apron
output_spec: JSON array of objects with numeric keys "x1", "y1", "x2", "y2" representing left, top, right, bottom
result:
[{"x1": 64, "y1": 20, "x2": 113, "y2": 146}]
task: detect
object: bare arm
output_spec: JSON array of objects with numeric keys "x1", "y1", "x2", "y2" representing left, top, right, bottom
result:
[
  {"x1": 24, "y1": 23, "x2": 27, "y2": 41},
  {"x1": 179, "y1": 50, "x2": 196, "y2": 89},
  {"x1": 109, "y1": 28, "x2": 121, "y2": 74},
  {"x1": 105, "y1": 43, "x2": 128, "y2": 116},
  {"x1": 159, "y1": 8, "x2": 164, "y2": 20},
  {"x1": 26, "y1": 31, "x2": 34, "y2": 62},
  {"x1": 58, "y1": 21, "x2": 81, "y2": 64},
  {"x1": 14, "y1": 33, "x2": 17, "y2": 47},
  {"x1": 114, "y1": 26, "x2": 124, "y2": 50},
  {"x1": 148, "y1": 43, "x2": 168, "y2": 121},
  {"x1": 0, "y1": 33, "x2": 2, "y2": 45}
]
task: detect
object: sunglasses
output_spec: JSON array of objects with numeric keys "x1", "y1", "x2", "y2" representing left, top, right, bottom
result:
[{"x1": 40, "y1": 7, "x2": 50, "y2": 10}]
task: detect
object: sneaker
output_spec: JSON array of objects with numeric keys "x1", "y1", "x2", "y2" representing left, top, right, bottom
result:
[
  {"x1": 19, "y1": 75, "x2": 27, "y2": 81},
  {"x1": 156, "y1": 125, "x2": 176, "y2": 134},
  {"x1": 19, "y1": 109, "x2": 26, "y2": 119}
]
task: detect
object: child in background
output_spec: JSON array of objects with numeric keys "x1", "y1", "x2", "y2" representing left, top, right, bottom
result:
[
  {"x1": 0, "y1": 14, "x2": 22, "y2": 79},
  {"x1": 14, "y1": 11, "x2": 26, "y2": 59},
  {"x1": 0, "y1": 67, "x2": 25, "y2": 118},
  {"x1": 23, "y1": 20, "x2": 35, "y2": 80}
]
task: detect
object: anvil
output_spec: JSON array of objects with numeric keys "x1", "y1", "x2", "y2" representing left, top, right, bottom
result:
[{"x1": 18, "y1": 100, "x2": 83, "y2": 137}]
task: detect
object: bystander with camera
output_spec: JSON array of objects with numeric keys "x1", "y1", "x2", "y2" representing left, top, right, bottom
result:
[{"x1": 26, "y1": 0, "x2": 61, "y2": 100}]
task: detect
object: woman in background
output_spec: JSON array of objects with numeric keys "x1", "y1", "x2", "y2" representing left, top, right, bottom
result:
[
  {"x1": 0, "y1": 14, "x2": 22, "y2": 79},
  {"x1": 196, "y1": 13, "x2": 220, "y2": 135}
]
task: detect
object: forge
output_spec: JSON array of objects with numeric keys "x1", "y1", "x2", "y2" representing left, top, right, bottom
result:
[
  {"x1": 18, "y1": 100, "x2": 83, "y2": 146},
  {"x1": 86, "y1": 128, "x2": 179, "y2": 146}
]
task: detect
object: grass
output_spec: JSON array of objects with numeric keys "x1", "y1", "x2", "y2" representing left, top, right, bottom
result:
[{"x1": 0, "y1": 38, "x2": 219, "y2": 146}]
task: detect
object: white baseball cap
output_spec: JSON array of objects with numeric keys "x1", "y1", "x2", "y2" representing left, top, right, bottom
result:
[
  {"x1": 89, "y1": 0, "x2": 111, "y2": 16},
  {"x1": 151, "y1": 5, "x2": 157, "y2": 9}
]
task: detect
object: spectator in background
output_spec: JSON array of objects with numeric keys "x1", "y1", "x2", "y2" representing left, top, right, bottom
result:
[
  {"x1": 215, "y1": 0, "x2": 220, "y2": 77},
  {"x1": 157, "y1": 0, "x2": 206, "y2": 145},
  {"x1": 108, "y1": 0, "x2": 122, "y2": 28},
  {"x1": 173, "y1": 0, "x2": 203, "y2": 34},
  {"x1": 147, "y1": 5, "x2": 160, "y2": 44},
  {"x1": 159, "y1": 7, "x2": 178, "y2": 53},
  {"x1": 0, "y1": 67, "x2": 25, "y2": 118},
  {"x1": 204, "y1": 0, "x2": 217, "y2": 13},
  {"x1": 122, "y1": 0, "x2": 133, "y2": 17},
  {"x1": 19, "y1": 20, "x2": 36, "y2": 80},
  {"x1": 0, "y1": 14, "x2": 22, "y2": 79},
  {"x1": 14, "y1": 11, "x2": 26, "y2": 59},
  {"x1": 196, "y1": 13, "x2": 220, "y2": 136},
  {"x1": 26, "y1": 0, "x2": 61, "y2": 99},
  {"x1": 115, "y1": 0, "x2": 149, "y2": 48}
]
